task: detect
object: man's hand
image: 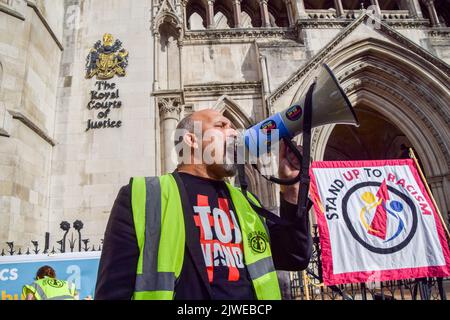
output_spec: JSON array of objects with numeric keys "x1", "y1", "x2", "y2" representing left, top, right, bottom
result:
[{"x1": 278, "y1": 140, "x2": 302, "y2": 205}]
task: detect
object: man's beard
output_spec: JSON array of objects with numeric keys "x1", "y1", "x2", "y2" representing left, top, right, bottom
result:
[
  {"x1": 207, "y1": 141, "x2": 238, "y2": 178},
  {"x1": 221, "y1": 138, "x2": 238, "y2": 177},
  {"x1": 220, "y1": 163, "x2": 237, "y2": 177}
]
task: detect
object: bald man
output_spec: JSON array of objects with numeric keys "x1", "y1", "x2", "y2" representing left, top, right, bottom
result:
[{"x1": 95, "y1": 109, "x2": 312, "y2": 300}]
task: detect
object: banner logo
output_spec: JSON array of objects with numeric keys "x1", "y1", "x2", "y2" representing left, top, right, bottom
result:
[
  {"x1": 309, "y1": 160, "x2": 450, "y2": 285},
  {"x1": 342, "y1": 180, "x2": 418, "y2": 254}
]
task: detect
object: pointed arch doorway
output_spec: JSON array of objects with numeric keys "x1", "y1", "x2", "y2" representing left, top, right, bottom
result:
[
  {"x1": 282, "y1": 39, "x2": 450, "y2": 226},
  {"x1": 324, "y1": 105, "x2": 414, "y2": 162}
]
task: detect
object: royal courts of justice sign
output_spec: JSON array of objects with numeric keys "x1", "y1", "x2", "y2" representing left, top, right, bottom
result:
[{"x1": 309, "y1": 159, "x2": 450, "y2": 285}]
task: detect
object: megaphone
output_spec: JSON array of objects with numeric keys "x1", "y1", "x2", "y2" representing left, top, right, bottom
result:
[
  {"x1": 236, "y1": 64, "x2": 360, "y2": 225},
  {"x1": 244, "y1": 64, "x2": 359, "y2": 156}
]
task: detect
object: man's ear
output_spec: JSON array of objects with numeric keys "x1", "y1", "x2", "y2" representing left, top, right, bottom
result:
[{"x1": 183, "y1": 132, "x2": 198, "y2": 149}]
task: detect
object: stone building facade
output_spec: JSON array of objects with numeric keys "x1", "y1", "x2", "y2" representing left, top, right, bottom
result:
[{"x1": 0, "y1": 0, "x2": 449, "y2": 254}]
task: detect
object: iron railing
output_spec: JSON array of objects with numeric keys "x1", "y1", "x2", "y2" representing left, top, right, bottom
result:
[
  {"x1": 290, "y1": 225, "x2": 449, "y2": 300},
  {"x1": 0, "y1": 220, "x2": 103, "y2": 256},
  {"x1": 2, "y1": 220, "x2": 447, "y2": 300}
]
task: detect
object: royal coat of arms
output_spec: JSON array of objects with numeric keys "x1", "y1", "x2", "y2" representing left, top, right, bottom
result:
[{"x1": 85, "y1": 33, "x2": 129, "y2": 80}]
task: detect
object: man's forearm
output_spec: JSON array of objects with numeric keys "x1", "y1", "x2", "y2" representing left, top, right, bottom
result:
[
  {"x1": 268, "y1": 194, "x2": 312, "y2": 270},
  {"x1": 280, "y1": 184, "x2": 299, "y2": 205}
]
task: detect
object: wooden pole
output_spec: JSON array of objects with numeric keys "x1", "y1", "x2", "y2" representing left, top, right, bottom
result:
[
  {"x1": 409, "y1": 148, "x2": 450, "y2": 240},
  {"x1": 302, "y1": 270, "x2": 310, "y2": 300}
]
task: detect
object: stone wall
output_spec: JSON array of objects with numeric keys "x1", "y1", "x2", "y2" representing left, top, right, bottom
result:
[
  {"x1": 0, "y1": 0, "x2": 449, "y2": 247},
  {"x1": 49, "y1": 0, "x2": 155, "y2": 245},
  {"x1": 0, "y1": 0, "x2": 64, "y2": 244}
]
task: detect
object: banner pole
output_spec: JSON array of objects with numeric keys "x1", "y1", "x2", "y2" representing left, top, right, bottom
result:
[
  {"x1": 302, "y1": 270, "x2": 310, "y2": 300},
  {"x1": 409, "y1": 148, "x2": 450, "y2": 240}
]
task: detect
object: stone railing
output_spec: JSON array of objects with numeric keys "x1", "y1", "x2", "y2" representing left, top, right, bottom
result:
[
  {"x1": 343, "y1": 10, "x2": 363, "y2": 19},
  {"x1": 305, "y1": 9, "x2": 337, "y2": 20},
  {"x1": 304, "y1": 9, "x2": 412, "y2": 21},
  {"x1": 183, "y1": 27, "x2": 297, "y2": 42},
  {"x1": 381, "y1": 10, "x2": 410, "y2": 20},
  {"x1": 297, "y1": 8, "x2": 429, "y2": 29}
]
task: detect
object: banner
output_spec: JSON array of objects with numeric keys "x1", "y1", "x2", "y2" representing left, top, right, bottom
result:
[
  {"x1": 309, "y1": 159, "x2": 450, "y2": 285},
  {"x1": 0, "y1": 251, "x2": 100, "y2": 300}
]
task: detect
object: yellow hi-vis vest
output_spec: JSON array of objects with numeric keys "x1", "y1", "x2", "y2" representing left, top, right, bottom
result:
[
  {"x1": 22, "y1": 277, "x2": 76, "y2": 300},
  {"x1": 131, "y1": 174, "x2": 281, "y2": 300}
]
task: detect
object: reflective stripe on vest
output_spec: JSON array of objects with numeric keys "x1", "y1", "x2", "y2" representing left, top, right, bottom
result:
[
  {"x1": 131, "y1": 174, "x2": 281, "y2": 300},
  {"x1": 131, "y1": 175, "x2": 185, "y2": 300},
  {"x1": 225, "y1": 183, "x2": 281, "y2": 300}
]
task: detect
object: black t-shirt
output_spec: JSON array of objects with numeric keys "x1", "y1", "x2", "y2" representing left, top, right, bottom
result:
[{"x1": 178, "y1": 172, "x2": 256, "y2": 300}]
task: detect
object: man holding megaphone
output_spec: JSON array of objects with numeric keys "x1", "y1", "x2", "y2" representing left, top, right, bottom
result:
[{"x1": 95, "y1": 64, "x2": 358, "y2": 300}]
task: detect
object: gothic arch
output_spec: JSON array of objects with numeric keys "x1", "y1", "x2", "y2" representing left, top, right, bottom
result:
[
  {"x1": 289, "y1": 38, "x2": 450, "y2": 217},
  {"x1": 213, "y1": 0, "x2": 234, "y2": 28},
  {"x1": 213, "y1": 95, "x2": 252, "y2": 128},
  {"x1": 241, "y1": 0, "x2": 262, "y2": 27},
  {"x1": 213, "y1": 95, "x2": 277, "y2": 208},
  {"x1": 156, "y1": 8, "x2": 184, "y2": 91},
  {"x1": 267, "y1": 0, "x2": 289, "y2": 27},
  {"x1": 154, "y1": 11, "x2": 183, "y2": 37},
  {"x1": 186, "y1": 0, "x2": 207, "y2": 30},
  {"x1": 304, "y1": 0, "x2": 334, "y2": 10}
]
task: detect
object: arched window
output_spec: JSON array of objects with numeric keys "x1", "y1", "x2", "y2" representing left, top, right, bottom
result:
[
  {"x1": 214, "y1": 11, "x2": 232, "y2": 29},
  {"x1": 214, "y1": 0, "x2": 234, "y2": 29},
  {"x1": 435, "y1": 0, "x2": 450, "y2": 26},
  {"x1": 342, "y1": 0, "x2": 371, "y2": 10},
  {"x1": 240, "y1": 11, "x2": 253, "y2": 28},
  {"x1": 378, "y1": 0, "x2": 401, "y2": 10},
  {"x1": 304, "y1": 0, "x2": 334, "y2": 10},
  {"x1": 241, "y1": 0, "x2": 262, "y2": 27},
  {"x1": 158, "y1": 22, "x2": 181, "y2": 90},
  {"x1": 421, "y1": 0, "x2": 449, "y2": 27},
  {"x1": 267, "y1": 0, "x2": 289, "y2": 27},
  {"x1": 186, "y1": 0, "x2": 207, "y2": 30},
  {"x1": 189, "y1": 12, "x2": 206, "y2": 30}
]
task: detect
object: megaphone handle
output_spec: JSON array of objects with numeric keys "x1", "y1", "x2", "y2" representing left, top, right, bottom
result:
[
  {"x1": 284, "y1": 138, "x2": 304, "y2": 168},
  {"x1": 297, "y1": 82, "x2": 315, "y2": 219}
]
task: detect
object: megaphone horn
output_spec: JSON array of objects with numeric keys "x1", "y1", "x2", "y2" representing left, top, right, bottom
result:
[{"x1": 244, "y1": 63, "x2": 359, "y2": 155}]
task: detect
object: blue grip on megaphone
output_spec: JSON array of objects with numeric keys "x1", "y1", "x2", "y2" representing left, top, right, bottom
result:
[{"x1": 244, "y1": 113, "x2": 292, "y2": 157}]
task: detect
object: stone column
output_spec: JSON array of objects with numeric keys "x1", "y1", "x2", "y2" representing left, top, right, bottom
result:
[
  {"x1": 406, "y1": 0, "x2": 423, "y2": 18},
  {"x1": 259, "y1": 54, "x2": 270, "y2": 95},
  {"x1": 182, "y1": 1, "x2": 188, "y2": 29},
  {"x1": 178, "y1": 40, "x2": 184, "y2": 90},
  {"x1": 369, "y1": 0, "x2": 381, "y2": 17},
  {"x1": 333, "y1": 0, "x2": 345, "y2": 17},
  {"x1": 153, "y1": 33, "x2": 160, "y2": 91},
  {"x1": 232, "y1": 0, "x2": 242, "y2": 28},
  {"x1": 159, "y1": 97, "x2": 182, "y2": 173},
  {"x1": 206, "y1": 0, "x2": 215, "y2": 29},
  {"x1": 284, "y1": 0, "x2": 295, "y2": 26},
  {"x1": 424, "y1": 0, "x2": 441, "y2": 27},
  {"x1": 295, "y1": 0, "x2": 308, "y2": 18},
  {"x1": 429, "y1": 179, "x2": 450, "y2": 227},
  {"x1": 259, "y1": 0, "x2": 271, "y2": 27}
]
